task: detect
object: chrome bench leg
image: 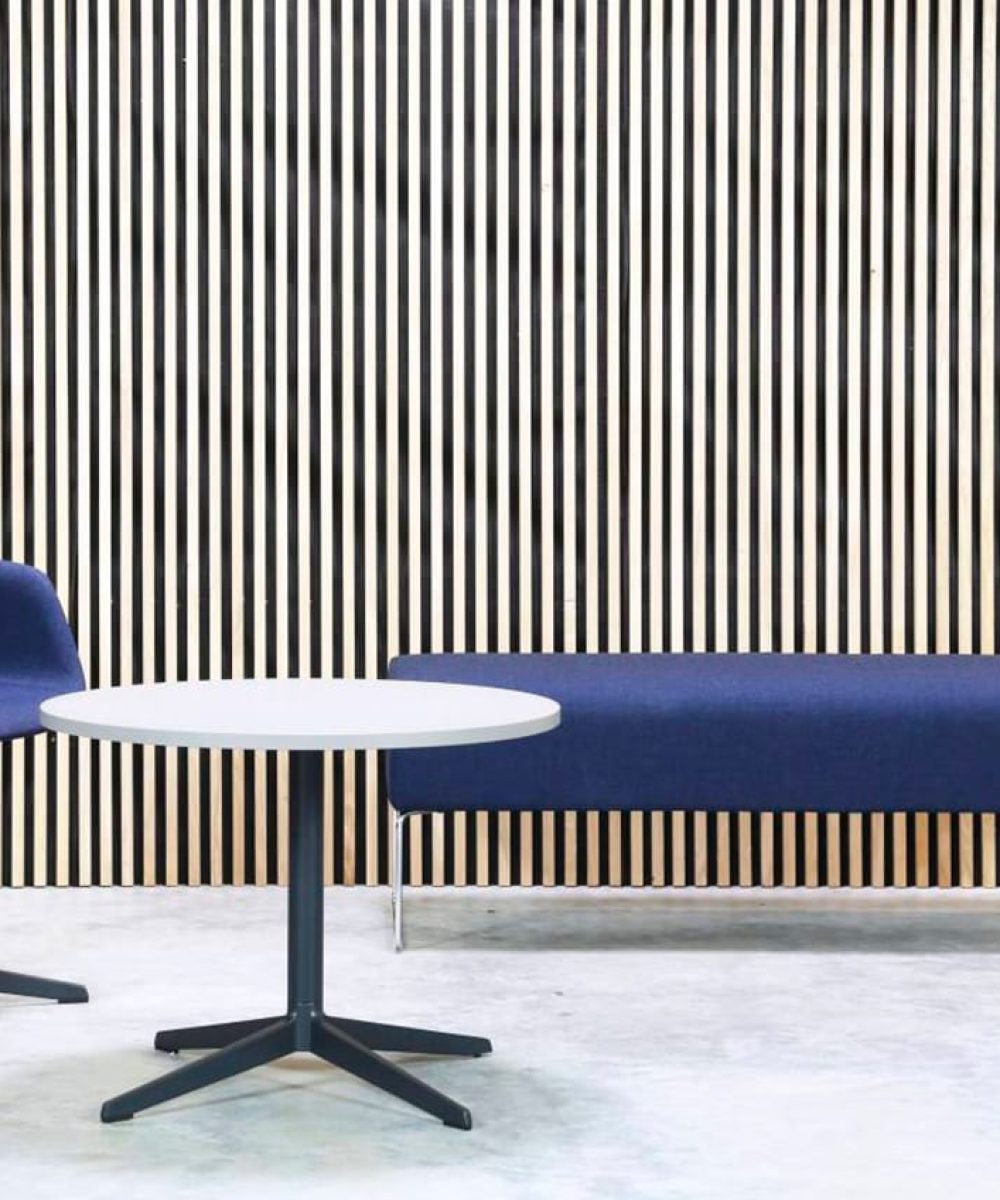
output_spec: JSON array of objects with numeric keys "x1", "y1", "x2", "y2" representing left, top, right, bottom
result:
[
  {"x1": 391, "y1": 809, "x2": 406, "y2": 952},
  {"x1": 391, "y1": 808, "x2": 426, "y2": 952}
]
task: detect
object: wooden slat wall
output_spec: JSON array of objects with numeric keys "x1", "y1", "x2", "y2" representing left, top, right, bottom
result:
[{"x1": 0, "y1": 0, "x2": 997, "y2": 888}]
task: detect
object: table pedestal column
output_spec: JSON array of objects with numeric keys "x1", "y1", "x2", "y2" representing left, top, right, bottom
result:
[
  {"x1": 101, "y1": 751, "x2": 490, "y2": 1128},
  {"x1": 287, "y1": 750, "x2": 325, "y2": 1037}
]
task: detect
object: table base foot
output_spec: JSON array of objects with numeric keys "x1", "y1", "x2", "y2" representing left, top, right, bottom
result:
[
  {"x1": 327, "y1": 1015, "x2": 492, "y2": 1059},
  {"x1": 102, "y1": 1018, "x2": 296, "y2": 1124},
  {"x1": 104, "y1": 1011, "x2": 489, "y2": 1128},
  {"x1": 312, "y1": 1017, "x2": 474, "y2": 1130}
]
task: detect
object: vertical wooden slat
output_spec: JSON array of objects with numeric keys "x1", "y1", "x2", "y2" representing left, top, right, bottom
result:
[
  {"x1": 915, "y1": 813, "x2": 931, "y2": 886},
  {"x1": 252, "y1": 0, "x2": 268, "y2": 886},
  {"x1": 607, "y1": 811, "x2": 621, "y2": 887},
  {"x1": 9, "y1": 0, "x2": 26, "y2": 889},
  {"x1": 162, "y1": 0, "x2": 178, "y2": 887},
  {"x1": 824, "y1": 0, "x2": 840, "y2": 655},
  {"x1": 228, "y1": 0, "x2": 245, "y2": 888},
  {"x1": 759, "y1": 813, "x2": 774, "y2": 886},
  {"x1": 97, "y1": 0, "x2": 114, "y2": 887},
  {"x1": 937, "y1": 813, "x2": 953, "y2": 888},
  {"x1": 650, "y1": 812, "x2": 665, "y2": 887},
  {"x1": 804, "y1": 812, "x2": 819, "y2": 887},
  {"x1": 560, "y1": 0, "x2": 577, "y2": 654},
  {"x1": 983, "y1": 0, "x2": 997, "y2": 656},
  {"x1": 693, "y1": 811, "x2": 708, "y2": 888},
  {"x1": 935, "y1": 0, "x2": 952, "y2": 653},
  {"x1": 801, "y1": 0, "x2": 818, "y2": 651},
  {"x1": 75, "y1": 0, "x2": 93, "y2": 886},
  {"x1": 362, "y1": 0, "x2": 378, "y2": 886},
  {"x1": 29, "y1": 0, "x2": 46, "y2": 887},
  {"x1": 870, "y1": 813, "x2": 885, "y2": 887},
  {"x1": 782, "y1": 813, "x2": 797, "y2": 886},
  {"x1": 669, "y1": 0, "x2": 685, "y2": 652},
  {"x1": 714, "y1": 0, "x2": 730, "y2": 650},
  {"x1": 959, "y1": 813, "x2": 974, "y2": 888},
  {"x1": 736, "y1": 0, "x2": 751, "y2": 653},
  {"x1": 826, "y1": 813, "x2": 841, "y2": 887},
  {"x1": 848, "y1": 813, "x2": 863, "y2": 887},
  {"x1": 846, "y1": 0, "x2": 863, "y2": 653},
  {"x1": 868, "y1": 0, "x2": 885, "y2": 654},
  {"x1": 716, "y1": 814, "x2": 731, "y2": 888},
  {"x1": 983, "y1": 814, "x2": 997, "y2": 887},
  {"x1": 672, "y1": 811, "x2": 686, "y2": 887},
  {"x1": 691, "y1": 0, "x2": 707, "y2": 651},
  {"x1": 52, "y1": 0, "x2": 69, "y2": 886},
  {"x1": 758, "y1": 0, "x2": 774, "y2": 653},
  {"x1": 141, "y1": 0, "x2": 156, "y2": 887},
  {"x1": 543, "y1": 811, "x2": 556, "y2": 887},
  {"x1": 893, "y1": 0, "x2": 907, "y2": 652},
  {"x1": 912, "y1": 0, "x2": 929, "y2": 651},
  {"x1": 117, "y1": 0, "x2": 134, "y2": 888},
  {"x1": 738, "y1": 812, "x2": 752, "y2": 886},
  {"x1": 893, "y1": 811, "x2": 908, "y2": 886}
]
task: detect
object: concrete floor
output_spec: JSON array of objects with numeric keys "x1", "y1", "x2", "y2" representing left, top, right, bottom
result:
[{"x1": 2, "y1": 886, "x2": 1000, "y2": 1200}]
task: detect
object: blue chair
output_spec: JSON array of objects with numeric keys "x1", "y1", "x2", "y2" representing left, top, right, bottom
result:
[{"x1": 0, "y1": 561, "x2": 88, "y2": 1003}]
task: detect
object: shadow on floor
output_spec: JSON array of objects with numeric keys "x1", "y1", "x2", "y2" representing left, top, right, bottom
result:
[
  {"x1": 400, "y1": 891, "x2": 1000, "y2": 955},
  {"x1": 0, "y1": 1038, "x2": 586, "y2": 1192}
]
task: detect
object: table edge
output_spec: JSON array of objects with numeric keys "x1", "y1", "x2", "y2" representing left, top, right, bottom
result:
[{"x1": 39, "y1": 707, "x2": 561, "y2": 752}]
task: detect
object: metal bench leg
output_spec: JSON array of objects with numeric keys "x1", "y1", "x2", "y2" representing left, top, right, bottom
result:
[{"x1": 391, "y1": 808, "x2": 407, "y2": 952}]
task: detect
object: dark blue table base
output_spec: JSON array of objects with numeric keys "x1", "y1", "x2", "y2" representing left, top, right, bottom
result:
[
  {"x1": 0, "y1": 968, "x2": 88, "y2": 1004},
  {"x1": 100, "y1": 751, "x2": 489, "y2": 1129}
]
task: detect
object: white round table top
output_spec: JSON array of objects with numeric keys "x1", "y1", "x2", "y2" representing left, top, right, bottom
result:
[{"x1": 39, "y1": 678, "x2": 561, "y2": 752}]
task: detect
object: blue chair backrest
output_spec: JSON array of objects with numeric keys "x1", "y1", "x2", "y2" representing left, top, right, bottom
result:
[{"x1": 0, "y1": 561, "x2": 85, "y2": 689}]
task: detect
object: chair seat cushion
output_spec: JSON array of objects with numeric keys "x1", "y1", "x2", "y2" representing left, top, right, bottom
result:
[
  {"x1": 387, "y1": 653, "x2": 1000, "y2": 815},
  {"x1": 0, "y1": 679, "x2": 67, "y2": 741}
]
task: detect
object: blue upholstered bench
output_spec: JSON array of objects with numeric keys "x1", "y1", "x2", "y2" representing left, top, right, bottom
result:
[{"x1": 386, "y1": 652, "x2": 1000, "y2": 948}]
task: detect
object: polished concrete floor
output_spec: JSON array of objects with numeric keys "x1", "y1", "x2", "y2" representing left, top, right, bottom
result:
[{"x1": 2, "y1": 885, "x2": 1000, "y2": 1199}]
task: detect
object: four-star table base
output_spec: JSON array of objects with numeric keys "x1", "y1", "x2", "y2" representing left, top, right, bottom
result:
[{"x1": 100, "y1": 751, "x2": 491, "y2": 1129}]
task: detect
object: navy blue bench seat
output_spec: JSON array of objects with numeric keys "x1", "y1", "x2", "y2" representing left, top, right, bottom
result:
[{"x1": 385, "y1": 652, "x2": 1000, "y2": 947}]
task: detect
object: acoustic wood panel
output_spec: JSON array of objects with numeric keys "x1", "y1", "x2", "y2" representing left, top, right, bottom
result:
[{"x1": 0, "y1": 0, "x2": 997, "y2": 888}]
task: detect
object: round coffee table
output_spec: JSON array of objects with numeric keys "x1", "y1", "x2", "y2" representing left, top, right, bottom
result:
[{"x1": 41, "y1": 678, "x2": 560, "y2": 1129}]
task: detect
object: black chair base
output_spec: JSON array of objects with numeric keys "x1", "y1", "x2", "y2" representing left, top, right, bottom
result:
[
  {"x1": 102, "y1": 1009, "x2": 490, "y2": 1127},
  {"x1": 0, "y1": 967, "x2": 88, "y2": 1004},
  {"x1": 101, "y1": 751, "x2": 491, "y2": 1129}
]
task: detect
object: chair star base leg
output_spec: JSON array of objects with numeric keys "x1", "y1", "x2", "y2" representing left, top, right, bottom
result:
[{"x1": 0, "y1": 968, "x2": 88, "y2": 1004}]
